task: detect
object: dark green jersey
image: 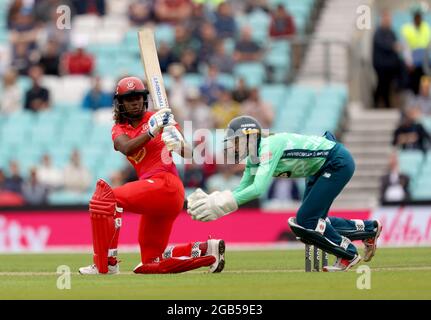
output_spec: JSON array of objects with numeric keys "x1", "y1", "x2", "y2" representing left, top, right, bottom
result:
[{"x1": 233, "y1": 133, "x2": 336, "y2": 205}]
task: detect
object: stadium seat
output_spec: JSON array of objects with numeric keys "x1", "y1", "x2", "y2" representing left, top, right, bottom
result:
[
  {"x1": 155, "y1": 24, "x2": 175, "y2": 46},
  {"x1": 234, "y1": 63, "x2": 267, "y2": 87},
  {"x1": 398, "y1": 150, "x2": 424, "y2": 178}
]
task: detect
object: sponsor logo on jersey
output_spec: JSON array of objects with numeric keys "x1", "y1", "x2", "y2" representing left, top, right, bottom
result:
[
  {"x1": 282, "y1": 149, "x2": 330, "y2": 158},
  {"x1": 127, "y1": 148, "x2": 147, "y2": 164}
]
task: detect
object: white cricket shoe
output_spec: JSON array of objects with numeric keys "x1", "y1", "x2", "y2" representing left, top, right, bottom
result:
[
  {"x1": 207, "y1": 239, "x2": 225, "y2": 273},
  {"x1": 363, "y1": 220, "x2": 382, "y2": 262},
  {"x1": 323, "y1": 254, "x2": 361, "y2": 272},
  {"x1": 78, "y1": 263, "x2": 119, "y2": 275}
]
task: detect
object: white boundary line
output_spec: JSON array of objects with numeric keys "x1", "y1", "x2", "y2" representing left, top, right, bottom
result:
[
  {"x1": 1, "y1": 266, "x2": 431, "y2": 276},
  {"x1": 1, "y1": 244, "x2": 430, "y2": 254}
]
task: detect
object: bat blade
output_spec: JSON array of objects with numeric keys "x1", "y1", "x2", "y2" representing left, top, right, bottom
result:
[{"x1": 137, "y1": 28, "x2": 169, "y2": 110}]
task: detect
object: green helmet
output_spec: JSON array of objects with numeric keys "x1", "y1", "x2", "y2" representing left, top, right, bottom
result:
[{"x1": 224, "y1": 116, "x2": 262, "y2": 163}]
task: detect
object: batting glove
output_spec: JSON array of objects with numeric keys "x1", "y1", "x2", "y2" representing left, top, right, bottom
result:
[
  {"x1": 162, "y1": 125, "x2": 184, "y2": 152},
  {"x1": 148, "y1": 108, "x2": 176, "y2": 138}
]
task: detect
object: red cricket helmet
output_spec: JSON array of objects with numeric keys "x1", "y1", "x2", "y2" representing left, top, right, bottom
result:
[
  {"x1": 114, "y1": 76, "x2": 149, "y2": 122},
  {"x1": 114, "y1": 76, "x2": 148, "y2": 98}
]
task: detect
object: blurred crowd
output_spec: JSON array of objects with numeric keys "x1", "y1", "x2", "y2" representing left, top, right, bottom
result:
[
  {"x1": 0, "y1": 0, "x2": 301, "y2": 206},
  {"x1": 373, "y1": 5, "x2": 431, "y2": 203},
  {"x1": 0, "y1": 150, "x2": 91, "y2": 205}
]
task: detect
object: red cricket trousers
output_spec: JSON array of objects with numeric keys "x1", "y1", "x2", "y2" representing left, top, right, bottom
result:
[{"x1": 113, "y1": 172, "x2": 185, "y2": 263}]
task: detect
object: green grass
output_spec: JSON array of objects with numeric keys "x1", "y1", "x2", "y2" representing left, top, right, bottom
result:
[{"x1": 0, "y1": 247, "x2": 430, "y2": 299}]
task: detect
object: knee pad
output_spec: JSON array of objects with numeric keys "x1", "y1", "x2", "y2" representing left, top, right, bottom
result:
[
  {"x1": 90, "y1": 179, "x2": 122, "y2": 274},
  {"x1": 288, "y1": 217, "x2": 355, "y2": 260}
]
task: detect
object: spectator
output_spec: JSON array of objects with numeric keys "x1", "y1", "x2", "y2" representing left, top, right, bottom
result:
[
  {"x1": 154, "y1": 0, "x2": 193, "y2": 24},
  {"x1": 241, "y1": 88, "x2": 274, "y2": 128},
  {"x1": 233, "y1": 26, "x2": 263, "y2": 62},
  {"x1": 171, "y1": 24, "x2": 199, "y2": 61},
  {"x1": 158, "y1": 42, "x2": 177, "y2": 73},
  {"x1": 213, "y1": 2, "x2": 237, "y2": 38},
  {"x1": 184, "y1": 87, "x2": 213, "y2": 130},
  {"x1": 82, "y1": 76, "x2": 113, "y2": 110},
  {"x1": 269, "y1": 4, "x2": 296, "y2": 38},
  {"x1": 186, "y1": 3, "x2": 208, "y2": 38},
  {"x1": 63, "y1": 150, "x2": 92, "y2": 193},
  {"x1": 24, "y1": 65, "x2": 50, "y2": 112},
  {"x1": 180, "y1": 49, "x2": 199, "y2": 73},
  {"x1": 39, "y1": 40, "x2": 61, "y2": 76},
  {"x1": 0, "y1": 169, "x2": 24, "y2": 206},
  {"x1": 36, "y1": 154, "x2": 63, "y2": 190},
  {"x1": 39, "y1": 8, "x2": 72, "y2": 54},
  {"x1": 11, "y1": 42, "x2": 38, "y2": 76},
  {"x1": 372, "y1": 10, "x2": 402, "y2": 109},
  {"x1": 210, "y1": 40, "x2": 234, "y2": 74},
  {"x1": 128, "y1": 1, "x2": 152, "y2": 26},
  {"x1": 4, "y1": 160, "x2": 24, "y2": 194},
  {"x1": 392, "y1": 108, "x2": 431, "y2": 153},
  {"x1": 62, "y1": 47, "x2": 95, "y2": 75},
  {"x1": 71, "y1": 0, "x2": 106, "y2": 15},
  {"x1": 197, "y1": 22, "x2": 218, "y2": 64},
  {"x1": 199, "y1": 64, "x2": 224, "y2": 105},
  {"x1": 380, "y1": 153, "x2": 411, "y2": 204},
  {"x1": 212, "y1": 89, "x2": 241, "y2": 128},
  {"x1": 7, "y1": 0, "x2": 24, "y2": 30},
  {"x1": 10, "y1": 12, "x2": 38, "y2": 50},
  {"x1": 407, "y1": 76, "x2": 431, "y2": 116},
  {"x1": 22, "y1": 167, "x2": 48, "y2": 205},
  {"x1": 401, "y1": 5, "x2": 431, "y2": 94},
  {"x1": 0, "y1": 69, "x2": 23, "y2": 114},
  {"x1": 206, "y1": 164, "x2": 241, "y2": 194},
  {"x1": 231, "y1": 78, "x2": 250, "y2": 103},
  {"x1": 167, "y1": 63, "x2": 188, "y2": 122}
]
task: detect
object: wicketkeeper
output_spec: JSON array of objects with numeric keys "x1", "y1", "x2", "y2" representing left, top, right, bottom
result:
[
  {"x1": 79, "y1": 77, "x2": 225, "y2": 275},
  {"x1": 187, "y1": 116, "x2": 382, "y2": 272}
]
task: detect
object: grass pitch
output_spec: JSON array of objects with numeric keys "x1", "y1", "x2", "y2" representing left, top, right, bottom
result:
[{"x1": 0, "y1": 247, "x2": 430, "y2": 300}]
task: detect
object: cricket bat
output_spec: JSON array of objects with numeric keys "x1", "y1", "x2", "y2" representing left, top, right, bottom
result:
[{"x1": 137, "y1": 28, "x2": 170, "y2": 110}]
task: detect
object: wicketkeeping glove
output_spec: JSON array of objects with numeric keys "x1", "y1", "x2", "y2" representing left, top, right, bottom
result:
[
  {"x1": 162, "y1": 125, "x2": 184, "y2": 152},
  {"x1": 187, "y1": 190, "x2": 238, "y2": 222},
  {"x1": 148, "y1": 108, "x2": 176, "y2": 138}
]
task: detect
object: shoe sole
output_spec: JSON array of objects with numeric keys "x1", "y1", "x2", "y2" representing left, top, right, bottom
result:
[
  {"x1": 212, "y1": 240, "x2": 225, "y2": 273},
  {"x1": 323, "y1": 255, "x2": 362, "y2": 272},
  {"x1": 363, "y1": 220, "x2": 382, "y2": 262}
]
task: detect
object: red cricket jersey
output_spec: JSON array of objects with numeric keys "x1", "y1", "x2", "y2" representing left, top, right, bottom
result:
[{"x1": 111, "y1": 111, "x2": 179, "y2": 180}]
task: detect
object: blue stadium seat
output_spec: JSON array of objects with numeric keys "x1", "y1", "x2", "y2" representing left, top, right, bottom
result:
[
  {"x1": 217, "y1": 73, "x2": 236, "y2": 90},
  {"x1": 398, "y1": 150, "x2": 424, "y2": 178},
  {"x1": 48, "y1": 191, "x2": 92, "y2": 205},
  {"x1": 234, "y1": 63, "x2": 267, "y2": 87},
  {"x1": 260, "y1": 84, "x2": 288, "y2": 114},
  {"x1": 155, "y1": 24, "x2": 175, "y2": 46}
]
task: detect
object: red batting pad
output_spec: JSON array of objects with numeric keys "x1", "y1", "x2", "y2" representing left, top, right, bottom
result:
[{"x1": 89, "y1": 180, "x2": 118, "y2": 274}]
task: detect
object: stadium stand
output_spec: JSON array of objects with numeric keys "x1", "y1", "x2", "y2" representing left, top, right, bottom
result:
[{"x1": 0, "y1": 0, "x2": 354, "y2": 206}]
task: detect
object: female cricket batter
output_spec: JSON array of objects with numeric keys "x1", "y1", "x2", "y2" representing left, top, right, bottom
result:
[
  {"x1": 79, "y1": 77, "x2": 224, "y2": 275},
  {"x1": 187, "y1": 116, "x2": 382, "y2": 272}
]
